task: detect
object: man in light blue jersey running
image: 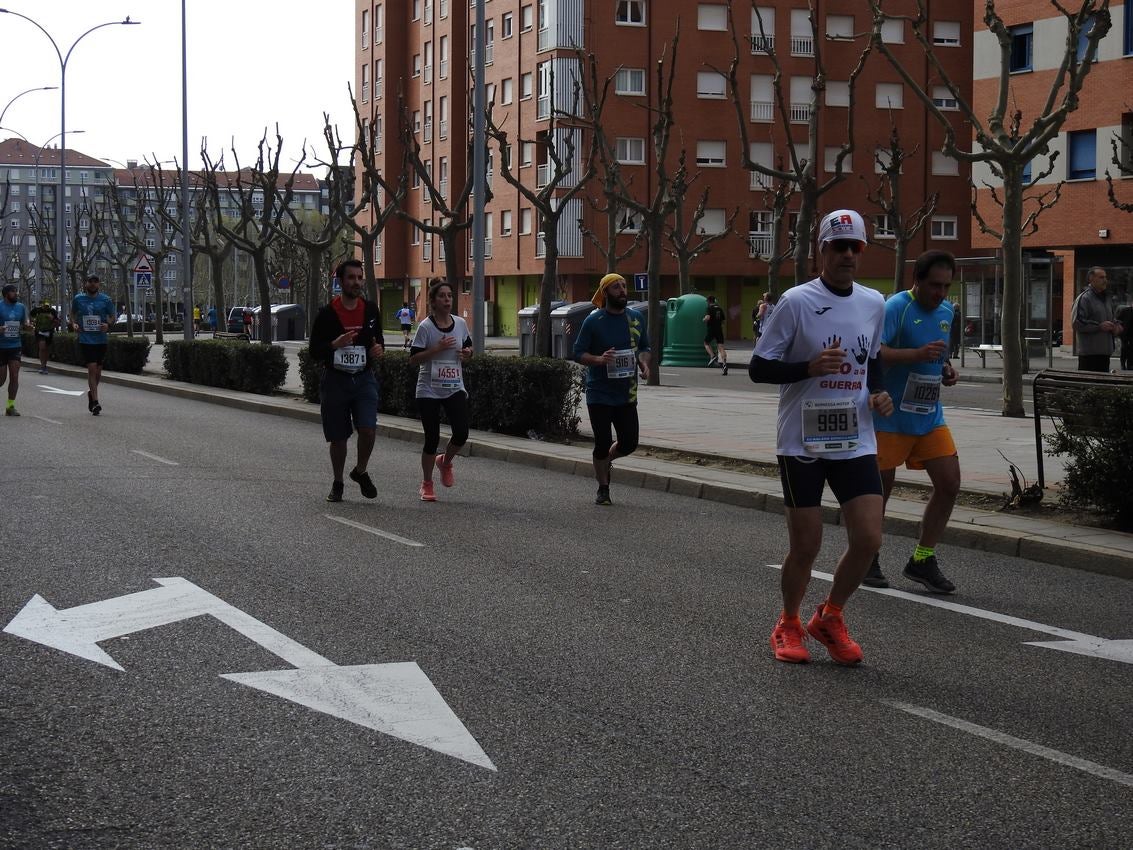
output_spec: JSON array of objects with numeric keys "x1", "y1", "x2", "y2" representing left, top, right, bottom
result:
[{"x1": 71, "y1": 274, "x2": 116, "y2": 416}]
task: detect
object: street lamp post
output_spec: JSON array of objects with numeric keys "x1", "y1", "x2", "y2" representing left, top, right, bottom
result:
[
  {"x1": 0, "y1": 85, "x2": 56, "y2": 128},
  {"x1": 0, "y1": 9, "x2": 140, "y2": 307}
]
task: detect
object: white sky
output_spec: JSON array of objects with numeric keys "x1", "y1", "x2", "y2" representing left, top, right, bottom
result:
[{"x1": 0, "y1": 0, "x2": 355, "y2": 175}]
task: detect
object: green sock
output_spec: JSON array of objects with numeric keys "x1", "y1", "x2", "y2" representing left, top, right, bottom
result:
[
  {"x1": 913, "y1": 545, "x2": 935, "y2": 563},
  {"x1": 5, "y1": 399, "x2": 13, "y2": 409}
]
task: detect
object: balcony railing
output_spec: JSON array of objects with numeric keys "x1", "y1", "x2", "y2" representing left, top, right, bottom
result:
[
  {"x1": 470, "y1": 237, "x2": 493, "y2": 258},
  {"x1": 440, "y1": 0, "x2": 447, "y2": 18},
  {"x1": 748, "y1": 231, "x2": 773, "y2": 258},
  {"x1": 375, "y1": 79, "x2": 383, "y2": 99},
  {"x1": 439, "y1": 119, "x2": 448, "y2": 139},
  {"x1": 375, "y1": 26, "x2": 383, "y2": 44},
  {"x1": 439, "y1": 59, "x2": 448, "y2": 79},
  {"x1": 439, "y1": 239, "x2": 446, "y2": 260},
  {"x1": 438, "y1": 178, "x2": 448, "y2": 200},
  {"x1": 536, "y1": 163, "x2": 551, "y2": 188},
  {"x1": 535, "y1": 231, "x2": 546, "y2": 257},
  {"x1": 362, "y1": 31, "x2": 369, "y2": 49},
  {"x1": 537, "y1": 94, "x2": 551, "y2": 120},
  {"x1": 485, "y1": 42, "x2": 494, "y2": 64},
  {"x1": 423, "y1": 120, "x2": 433, "y2": 143},
  {"x1": 750, "y1": 33, "x2": 774, "y2": 53},
  {"x1": 423, "y1": 239, "x2": 432, "y2": 260},
  {"x1": 362, "y1": 83, "x2": 370, "y2": 102},
  {"x1": 789, "y1": 102, "x2": 811, "y2": 123},
  {"x1": 374, "y1": 241, "x2": 382, "y2": 264},
  {"x1": 424, "y1": 64, "x2": 432, "y2": 83},
  {"x1": 750, "y1": 171, "x2": 771, "y2": 190},
  {"x1": 750, "y1": 100, "x2": 773, "y2": 122},
  {"x1": 791, "y1": 35, "x2": 814, "y2": 56}
]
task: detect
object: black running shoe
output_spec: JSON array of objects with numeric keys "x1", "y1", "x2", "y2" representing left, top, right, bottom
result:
[
  {"x1": 87, "y1": 391, "x2": 94, "y2": 412},
  {"x1": 91, "y1": 401, "x2": 101, "y2": 416},
  {"x1": 903, "y1": 556, "x2": 955, "y2": 594},
  {"x1": 595, "y1": 486, "x2": 612, "y2": 506},
  {"x1": 327, "y1": 481, "x2": 345, "y2": 502},
  {"x1": 350, "y1": 468, "x2": 378, "y2": 499},
  {"x1": 707, "y1": 355, "x2": 718, "y2": 367},
  {"x1": 862, "y1": 553, "x2": 889, "y2": 588},
  {"x1": 721, "y1": 363, "x2": 729, "y2": 376}
]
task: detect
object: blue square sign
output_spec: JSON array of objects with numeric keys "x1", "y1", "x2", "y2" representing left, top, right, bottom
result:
[{"x1": 633, "y1": 273, "x2": 648, "y2": 291}]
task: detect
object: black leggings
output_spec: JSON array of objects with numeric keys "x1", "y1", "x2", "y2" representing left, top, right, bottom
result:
[
  {"x1": 418, "y1": 392, "x2": 470, "y2": 455},
  {"x1": 588, "y1": 403, "x2": 639, "y2": 460}
]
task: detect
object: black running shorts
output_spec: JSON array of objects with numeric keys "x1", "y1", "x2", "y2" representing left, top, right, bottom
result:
[{"x1": 777, "y1": 454, "x2": 883, "y2": 508}]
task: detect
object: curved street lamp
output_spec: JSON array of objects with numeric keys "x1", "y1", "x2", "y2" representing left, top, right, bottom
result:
[
  {"x1": 0, "y1": 9, "x2": 140, "y2": 303},
  {"x1": 0, "y1": 85, "x2": 57, "y2": 128}
]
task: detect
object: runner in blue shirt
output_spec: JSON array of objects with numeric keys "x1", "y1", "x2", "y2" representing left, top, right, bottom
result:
[
  {"x1": 70, "y1": 274, "x2": 116, "y2": 415},
  {"x1": 572, "y1": 273, "x2": 652, "y2": 505},
  {"x1": 866, "y1": 250, "x2": 961, "y2": 593},
  {"x1": 0, "y1": 284, "x2": 31, "y2": 416}
]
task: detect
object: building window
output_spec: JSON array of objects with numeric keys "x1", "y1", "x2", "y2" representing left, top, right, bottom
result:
[
  {"x1": 751, "y1": 7, "x2": 775, "y2": 52},
  {"x1": 932, "y1": 21, "x2": 960, "y2": 46},
  {"x1": 1009, "y1": 23, "x2": 1033, "y2": 72},
  {"x1": 698, "y1": 209, "x2": 727, "y2": 235},
  {"x1": 412, "y1": 0, "x2": 421, "y2": 20},
  {"x1": 931, "y1": 152, "x2": 958, "y2": 176},
  {"x1": 521, "y1": 71, "x2": 533, "y2": 99},
  {"x1": 618, "y1": 210, "x2": 642, "y2": 232},
  {"x1": 361, "y1": 9, "x2": 369, "y2": 47},
  {"x1": 361, "y1": 63, "x2": 370, "y2": 102},
  {"x1": 697, "y1": 4, "x2": 727, "y2": 31},
  {"x1": 503, "y1": 12, "x2": 513, "y2": 38},
  {"x1": 930, "y1": 216, "x2": 958, "y2": 240},
  {"x1": 521, "y1": 4, "x2": 533, "y2": 31},
  {"x1": 875, "y1": 83, "x2": 903, "y2": 109},
  {"x1": 520, "y1": 208, "x2": 533, "y2": 234},
  {"x1": 616, "y1": 0, "x2": 645, "y2": 26},
  {"x1": 824, "y1": 147, "x2": 850, "y2": 173},
  {"x1": 375, "y1": 4, "x2": 383, "y2": 43},
  {"x1": 501, "y1": 210, "x2": 513, "y2": 236},
  {"x1": 413, "y1": 53, "x2": 422, "y2": 77},
  {"x1": 880, "y1": 19, "x2": 904, "y2": 43},
  {"x1": 695, "y1": 140, "x2": 726, "y2": 167},
  {"x1": 1021, "y1": 159, "x2": 1032, "y2": 184},
  {"x1": 1125, "y1": 0, "x2": 1133, "y2": 55},
  {"x1": 521, "y1": 141, "x2": 534, "y2": 166},
  {"x1": 1067, "y1": 129, "x2": 1096, "y2": 180},
  {"x1": 616, "y1": 137, "x2": 646, "y2": 164},
  {"x1": 1118, "y1": 112, "x2": 1133, "y2": 175},
  {"x1": 825, "y1": 80, "x2": 849, "y2": 108},
  {"x1": 874, "y1": 214, "x2": 895, "y2": 239},
  {"x1": 825, "y1": 15, "x2": 853, "y2": 40},
  {"x1": 1076, "y1": 14, "x2": 1097, "y2": 62},
  {"x1": 615, "y1": 68, "x2": 646, "y2": 95},
  {"x1": 501, "y1": 78, "x2": 514, "y2": 104},
  {"x1": 932, "y1": 86, "x2": 958, "y2": 110},
  {"x1": 696, "y1": 71, "x2": 727, "y2": 99}
]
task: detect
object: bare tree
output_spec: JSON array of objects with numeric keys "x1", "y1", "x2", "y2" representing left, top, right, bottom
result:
[
  {"x1": 724, "y1": 0, "x2": 872, "y2": 281},
  {"x1": 860, "y1": 121, "x2": 939, "y2": 291},
  {"x1": 1106, "y1": 110, "x2": 1133, "y2": 213},
  {"x1": 486, "y1": 56, "x2": 597, "y2": 357},
  {"x1": 665, "y1": 151, "x2": 741, "y2": 293},
  {"x1": 748, "y1": 157, "x2": 799, "y2": 296},
  {"x1": 201, "y1": 129, "x2": 302, "y2": 343},
  {"x1": 867, "y1": 0, "x2": 1110, "y2": 417}
]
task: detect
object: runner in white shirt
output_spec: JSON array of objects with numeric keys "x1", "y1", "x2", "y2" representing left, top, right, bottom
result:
[
  {"x1": 408, "y1": 278, "x2": 473, "y2": 502},
  {"x1": 750, "y1": 209, "x2": 893, "y2": 666}
]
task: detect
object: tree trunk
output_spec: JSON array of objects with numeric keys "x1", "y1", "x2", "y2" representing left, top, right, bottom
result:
[
  {"x1": 211, "y1": 255, "x2": 227, "y2": 336},
  {"x1": 999, "y1": 163, "x2": 1026, "y2": 418},
  {"x1": 154, "y1": 260, "x2": 165, "y2": 345},
  {"x1": 793, "y1": 189, "x2": 816, "y2": 284},
  {"x1": 646, "y1": 225, "x2": 664, "y2": 386},
  {"x1": 893, "y1": 240, "x2": 907, "y2": 292},
  {"x1": 119, "y1": 266, "x2": 134, "y2": 338},
  {"x1": 253, "y1": 251, "x2": 273, "y2": 344},
  {"x1": 359, "y1": 238, "x2": 377, "y2": 304},
  {"x1": 536, "y1": 226, "x2": 558, "y2": 358},
  {"x1": 678, "y1": 252, "x2": 692, "y2": 295},
  {"x1": 443, "y1": 229, "x2": 462, "y2": 314},
  {"x1": 305, "y1": 245, "x2": 324, "y2": 336}
]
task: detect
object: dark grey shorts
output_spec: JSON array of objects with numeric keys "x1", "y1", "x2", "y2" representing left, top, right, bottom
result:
[{"x1": 319, "y1": 368, "x2": 380, "y2": 442}]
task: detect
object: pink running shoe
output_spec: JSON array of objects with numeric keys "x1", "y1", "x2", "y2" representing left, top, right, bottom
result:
[
  {"x1": 419, "y1": 480, "x2": 437, "y2": 502},
  {"x1": 805, "y1": 605, "x2": 863, "y2": 665},
  {"x1": 435, "y1": 454, "x2": 455, "y2": 487}
]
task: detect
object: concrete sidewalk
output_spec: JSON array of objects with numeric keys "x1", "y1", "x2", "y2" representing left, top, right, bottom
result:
[{"x1": 39, "y1": 340, "x2": 1131, "y2": 580}]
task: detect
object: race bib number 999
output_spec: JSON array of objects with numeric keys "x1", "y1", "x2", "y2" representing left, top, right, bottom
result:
[
  {"x1": 82, "y1": 314, "x2": 102, "y2": 332},
  {"x1": 802, "y1": 397, "x2": 859, "y2": 453}
]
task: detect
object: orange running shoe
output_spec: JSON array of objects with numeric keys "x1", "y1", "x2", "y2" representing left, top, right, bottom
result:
[
  {"x1": 419, "y1": 480, "x2": 437, "y2": 502},
  {"x1": 770, "y1": 616, "x2": 810, "y2": 663},
  {"x1": 806, "y1": 605, "x2": 863, "y2": 665},
  {"x1": 435, "y1": 454, "x2": 455, "y2": 487}
]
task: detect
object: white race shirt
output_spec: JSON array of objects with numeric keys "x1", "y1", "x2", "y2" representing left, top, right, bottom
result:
[
  {"x1": 412, "y1": 315, "x2": 471, "y2": 399},
  {"x1": 753, "y1": 277, "x2": 885, "y2": 459}
]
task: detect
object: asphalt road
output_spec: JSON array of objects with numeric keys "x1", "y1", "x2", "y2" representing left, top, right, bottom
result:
[{"x1": 2, "y1": 374, "x2": 1130, "y2": 849}]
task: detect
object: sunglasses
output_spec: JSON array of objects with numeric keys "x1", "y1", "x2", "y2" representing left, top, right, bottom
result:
[{"x1": 828, "y1": 239, "x2": 864, "y2": 255}]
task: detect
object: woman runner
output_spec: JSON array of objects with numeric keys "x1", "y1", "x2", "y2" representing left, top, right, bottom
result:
[{"x1": 408, "y1": 278, "x2": 473, "y2": 501}]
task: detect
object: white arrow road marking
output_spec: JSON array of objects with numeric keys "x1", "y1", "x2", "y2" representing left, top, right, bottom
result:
[
  {"x1": 3, "y1": 577, "x2": 492, "y2": 769},
  {"x1": 325, "y1": 514, "x2": 425, "y2": 548},
  {"x1": 130, "y1": 449, "x2": 179, "y2": 466},
  {"x1": 767, "y1": 565, "x2": 1133, "y2": 665},
  {"x1": 30, "y1": 414, "x2": 62, "y2": 425},
  {"x1": 37, "y1": 385, "x2": 85, "y2": 396},
  {"x1": 222, "y1": 663, "x2": 496, "y2": 771},
  {"x1": 883, "y1": 700, "x2": 1133, "y2": 789}
]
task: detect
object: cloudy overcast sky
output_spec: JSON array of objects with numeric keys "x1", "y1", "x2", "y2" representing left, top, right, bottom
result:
[{"x1": 0, "y1": 0, "x2": 355, "y2": 174}]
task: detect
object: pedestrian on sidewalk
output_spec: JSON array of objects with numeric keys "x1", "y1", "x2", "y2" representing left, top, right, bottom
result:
[
  {"x1": 409, "y1": 278, "x2": 472, "y2": 502},
  {"x1": 396, "y1": 302, "x2": 414, "y2": 350},
  {"x1": 703, "y1": 295, "x2": 729, "y2": 375},
  {"x1": 750, "y1": 209, "x2": 893, "y2": 665},
  {"x1": 0, "y1": 284, "x2": 30, "y2": 416},
  {"x1": 1071, "y1": 267, "x2": 1123, "y2": 372},
  {"x1": 753, "y1": 291, "x2": 776, "y2": 343},
  {"x1": 29, "y1": 299, "x2": 59, "y2": 374},
  {"x1": 309, "y1": 259, "x2": 385, "y2": 503},
  {"x1": 573, "y1": 273, "x2": 652, "y2": 506},
  {"x1": 70, "y1": 275, "x2": 115, "y2": 416},
  {"x1": 866, "y1": 250, "x2": 961, "y2": 594}
]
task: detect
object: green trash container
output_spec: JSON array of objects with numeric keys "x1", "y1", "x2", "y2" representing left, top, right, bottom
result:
[{"x1": 662, "y1": 294, "x2": 710, "y2": 366}]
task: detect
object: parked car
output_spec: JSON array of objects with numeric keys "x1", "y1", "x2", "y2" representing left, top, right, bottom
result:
[
  {"x1": 227, "y1": 307, "x2": 250, "y2": 333},
  {"x1": 116, "y1": 313, "x2": 144, "y2": 324}
]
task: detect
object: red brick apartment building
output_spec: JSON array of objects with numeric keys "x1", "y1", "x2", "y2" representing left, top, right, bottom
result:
[
  {"x1": 970, "y1": 0, "x2": 1133, "y2": 350},
  {"x1": 355, "y1": 0, "x2": 976, "y2": 337}
]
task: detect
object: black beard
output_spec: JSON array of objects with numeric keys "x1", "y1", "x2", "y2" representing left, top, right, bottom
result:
[{"x1": 606, "y1": 294, "x2": 628, "y2": 310}]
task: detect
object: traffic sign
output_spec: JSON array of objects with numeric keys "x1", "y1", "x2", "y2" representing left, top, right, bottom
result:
[
  {"x1": 633, "y1": 273, "x2": 648, "y2": 291},
  {"x1": 133, "y1": 256, "x2": 152, "y2": 274},
  {"x1": 276, "y1": 276, "x2": 290, "y2": 290},
  {"x1": 133, "y1": 271, "x2": 152, "y2": 288}
]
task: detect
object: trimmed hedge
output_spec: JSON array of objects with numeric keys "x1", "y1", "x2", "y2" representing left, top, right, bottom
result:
[
  {"x1": 163, "y1": 339, "x2": 288, "y2": 395},
  {"x1": 298, "y1": 348, "x2": 582, "y2": 438},
  {"x1": 1044, "y1": 386, "x2": 1133, "y2": 529},
  {"x1": 20, "y1": 331, "x2": 150, "y2": 374}
]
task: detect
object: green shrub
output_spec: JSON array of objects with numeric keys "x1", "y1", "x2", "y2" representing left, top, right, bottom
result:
[
  {"x1": 20, "y1": 332, "x2": 150, "y2": 374},
  {"x1": 298, "y1": 348, "x2": 582, "y2": 438},
  {"x1": 1044, "y1": 386, "x2": 1133, "y2": 529},
  {"x1": 163, "y1": 339, "x2": 288, "y2": 395}
]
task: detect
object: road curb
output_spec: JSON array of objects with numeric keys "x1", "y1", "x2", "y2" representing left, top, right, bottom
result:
[{"x1": 52, "y1": 364, "x2": 1131, "y2": 581}]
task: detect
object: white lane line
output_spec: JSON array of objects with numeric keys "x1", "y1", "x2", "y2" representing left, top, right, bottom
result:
[
  {"x1": 31, "y1": 415, "x2": 63, "y2": 425},
  {"x1": 324, "y1": 514, "x2": 425, "y2": 548},
  {"x1": 130, "y1": 449, "x2": 180, "y2": 466},
  {"x1": 883, "y1": 700, "x2": 1133, "y2": 789}
]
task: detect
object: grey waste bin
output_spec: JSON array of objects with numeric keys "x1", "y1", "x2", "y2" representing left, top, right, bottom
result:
[
  {"x1": 518, "y1": 301, "x2": 567, "y2": 357},
  {"x1": 628, "y1": 299, "x2": 667, "y2": 354},
  {"x1": 551, "y1": 302, "x2": 597, "y2": 359}
]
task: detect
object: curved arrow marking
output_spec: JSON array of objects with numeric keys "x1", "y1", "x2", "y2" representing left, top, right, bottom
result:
[
  {"x1": 38, "y1": 385, "x2": 85, "y2": 396},
  {"x1": 3, "y1": 578, "x2": 495, "y2": 770}
]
